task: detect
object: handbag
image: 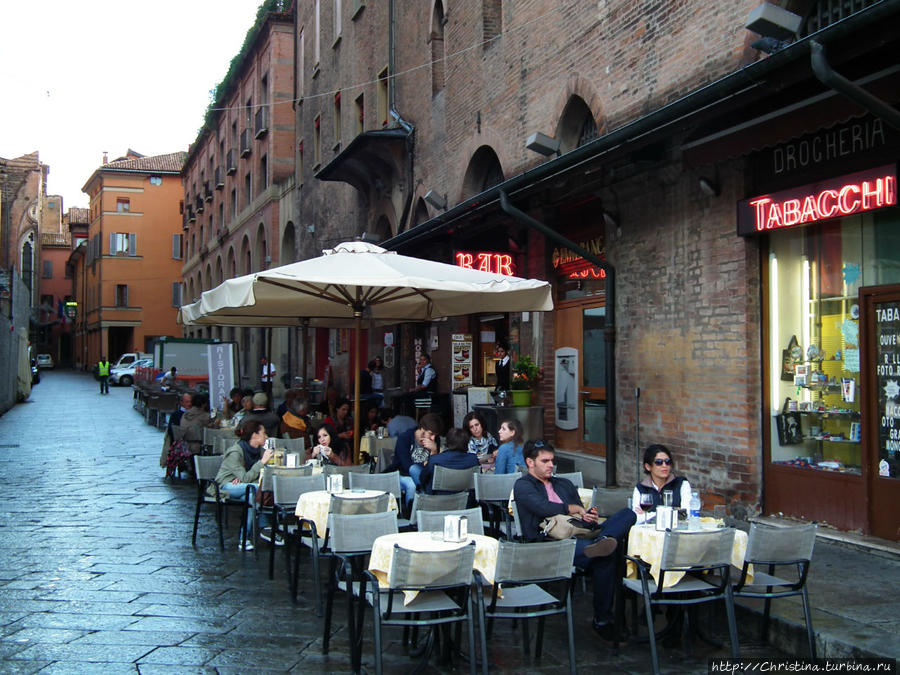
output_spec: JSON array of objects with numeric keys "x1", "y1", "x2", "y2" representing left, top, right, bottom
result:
[
  {"x1": 540, "y1": 514, "x2": 602, "y2": 540},
  {"x1": 775, "y1": 397, "x2": 804, "y2": 445}
]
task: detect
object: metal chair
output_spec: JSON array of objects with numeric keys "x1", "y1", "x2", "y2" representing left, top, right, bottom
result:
[
  {"x1": 277, "y1": 437, "x2": 306, "y2": 454},
  {"x1": 191, "y1": 454, "x2": 254, "y2": 551},
  {"x1": 417, "y1": 507, "x2": 485, "y2": 535},
  {"x1": 256, "y1": 465, "x2": 313, "y2": 551},
  {"x1": 474, "y1": 472, "x2": 519, "y2": 539},
  {"x1": 409, "y1": 491, "x2": 469, "y2": 529},
  {"x1": 272, "y1": 473, "x2": 325, "y2": 582},
  {"x1": 623, "y1": 528, "x2": 740, "y2": 675},
  {"x1": 323, "y1": 512, "x2": 399, "y2": 672},
  {"x1": 733, "y1": 522, "x2": 817, "y2": 658},
  {"x1": 474, "y1": 539, "x2": 578, "y2": 675},
  {"x1": 323, "y1": 463, "x2": 372, "y2": 479},
  {"x1": 554, "y1": 471, "x2": 584, "y2": 488},
  {"x1": 349, "y1": 470, "x2": 409, "y2": 528},
  {"x1": 154, "y1": 392, "x2": 180, "y2": 430},
  {"x1": 413, "y1": 393, "x2": 434, "y2": 420},
  {"x1": 203, "y1": 427, "x2": 237, "y2": 454},
  {"x1": 364, "y1": 542, "x2": 479, "y2": 675},
  {"x1": 590, "y1": 486, "x2": 628, "y2": 517}
]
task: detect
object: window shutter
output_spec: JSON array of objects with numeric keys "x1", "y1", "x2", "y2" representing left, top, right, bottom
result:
[
  {"x1": 172, "y1": 234, "x2": 182, "y2": 259},
  {"x1": 172, "y1": 282, "x2": 182, "y2": 307},
  {"x1": 124, "y1": 285, "x2": 129, "y2": 306},
  {"x1": 129, "y1": 233, "x2": 137, "y2": 256},
  {"x1": 109, "y1": 232, "x2": 116, "y2": 255}
]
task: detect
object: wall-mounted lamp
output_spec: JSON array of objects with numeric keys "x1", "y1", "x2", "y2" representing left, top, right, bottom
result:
[
  {"x1": 699, "y1": 177, "x2": 721, "y2": 197},
  {"x1": 306, "y1": 223, "x2": 315, "y2": 233},
  {"x1": 424, "y1": 189, "x2": 447, "y2": 211},
  {"x1": 525, "y1": 132, "x2": 561, "y2": 157},
  {"x1": 358, "y1": 231, "x2": 381, "y2": 244},
  {"x1": 745, "y1": 3, "x2": 800, "y2": 41}
]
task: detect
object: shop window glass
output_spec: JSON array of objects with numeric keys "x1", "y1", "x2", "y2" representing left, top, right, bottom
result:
[{"x1": 768, "y1": 212, "x2": 900, "y2": 475}]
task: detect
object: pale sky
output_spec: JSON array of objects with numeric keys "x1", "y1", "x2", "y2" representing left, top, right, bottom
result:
[{"x1": 0, "y1": 0, "x2": 266, "y2": 210}]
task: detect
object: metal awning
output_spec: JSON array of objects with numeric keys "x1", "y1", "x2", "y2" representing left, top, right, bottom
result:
[{"x1": 316, "y1": 128, "x2": 410, "y2": 194}]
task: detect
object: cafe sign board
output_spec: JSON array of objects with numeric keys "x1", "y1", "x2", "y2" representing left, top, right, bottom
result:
[{"x1": 737, "y1": 164, "x2": 897, "y2": 236}]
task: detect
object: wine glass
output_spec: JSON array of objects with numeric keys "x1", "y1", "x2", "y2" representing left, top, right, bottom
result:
[{"x1": 639, "y1": 493, "x2": 654, "y2": 512}]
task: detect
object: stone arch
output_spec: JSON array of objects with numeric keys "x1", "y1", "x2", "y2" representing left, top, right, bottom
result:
[
  {"x1": 450, "y1": 126, "x2": 511, "y2": 205},
  {"x1": 280, "y1": 221, "x2": 297, "y2": 264},
  {"x1": 411, "y1": 197, "x2": 430, "y2": 227},
  {"x1": 240, "y1": 235, "x2": 252, "y2": 274},
  {"x1": 215, "y1": 256, "x2": 224, "y2": 285},
  {"x1": 551, "y1": 75, "x2": 607, "y2": 151},
  {"x1": 460, "y1": 146, "x2": 504, "y2": 201},
  {"x1": 372, "y1": 215, "x2": 392, "y2": 242},
  {"x1": 556, "y1": 96, "x2": 600, "y2": 153},
  {"x1": 226, "y1": 247, "x2": 236, "y2": 279},
  {"x1": 256, "y1": 222, "x2": 268, "y2": 270}
]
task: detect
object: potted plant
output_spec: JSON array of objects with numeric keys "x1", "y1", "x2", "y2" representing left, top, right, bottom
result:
[{"x1": 510, "y1": 355, "x2": 541, "y2": 406}]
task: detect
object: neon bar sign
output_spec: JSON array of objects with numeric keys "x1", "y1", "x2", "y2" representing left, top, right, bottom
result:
[
  {"x1": 737, "y1": 164, "x2": 896, "y2": 236},
  {"x1": 455, "y1": 251, "x2": 515, "y2": 276}
]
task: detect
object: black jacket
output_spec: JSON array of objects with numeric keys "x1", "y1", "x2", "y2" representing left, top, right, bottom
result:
[{"x1": 513, "y1": 473, "x2": 581, "y2": 541}]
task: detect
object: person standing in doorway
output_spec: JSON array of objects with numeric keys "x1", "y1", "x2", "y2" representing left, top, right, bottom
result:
[
  {"x1": 97, "y1": 356, "x2": 111, "y2": 394},
  {"x1": 494, "y1": 340, "x2": 511, "y2": 392},
  {"x1": 260, "y1": 357, "x2": 276, "y2": 399}
]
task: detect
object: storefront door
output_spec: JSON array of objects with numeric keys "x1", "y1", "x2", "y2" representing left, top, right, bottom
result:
[
  {"x1": 861, "y1": 284, "x2": 900, "y2": 540},
  {"x1": 554, "y1": 301, "x2": 607, "y2": 456}
]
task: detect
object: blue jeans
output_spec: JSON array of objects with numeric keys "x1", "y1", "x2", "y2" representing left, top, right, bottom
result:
[
  {"x1": 222, "y1": 482, "x2": 258, "y2": 536},
  {"x1": 399, "y1": 463, "x2": 425, "y2": 507},
  {"x1": 573, "y1": 508, "x2": 637, "y2": 623},
  {"x1": 99, "y1": 376, "x2": 109, "y2": 394}
]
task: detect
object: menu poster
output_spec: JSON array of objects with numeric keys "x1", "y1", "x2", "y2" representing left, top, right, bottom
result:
[
  {"x1": 875, "y1": 301, "x2": 900, "y2": 478},
  {"x1": 451, "y1": 333, "x2": 473, "y2": 388}
]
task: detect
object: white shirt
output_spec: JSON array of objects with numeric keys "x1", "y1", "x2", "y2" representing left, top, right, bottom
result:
[
  {"x1": 261, "y1": 362, "x2": 276, "y2": 382},
  {"x1": 631, "y1": 479, "x2": 693, "y2": 524}
]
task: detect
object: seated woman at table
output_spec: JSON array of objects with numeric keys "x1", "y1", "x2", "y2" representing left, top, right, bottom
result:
[
  {"x1": 631, "y1": 444, "x2": 693, "y2": 521},
  {"x1": 493, "y1": 418, "x2": 526, "y2": 474},
  {"x1": 420, "y1": 427, "x2": 480, "y2": 494},
  {"x1": 324, "y1": 398, "x2": 354, "y2": 443},
  {"x1": 212, "y1": 419, "x2": 274, "y2": 551},
  {"x1": 463, "y1": 411, "x2": 498, "y2": 471},
  {"x1": 364, "y1": 403, "x2": 382, "y2": 432},
  {"x1": 307, "y1": 422, "x2": 352, "y2": 466}
]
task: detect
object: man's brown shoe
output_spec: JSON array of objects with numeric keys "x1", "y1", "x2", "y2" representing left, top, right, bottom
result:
[{"x1": 584, "y1": 536, "x2": 617, "y2": 558}]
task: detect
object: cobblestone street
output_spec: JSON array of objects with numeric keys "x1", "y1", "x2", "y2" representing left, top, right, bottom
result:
[{"x1": 0, "y1": 371, "x2": 783, "y2": 674}]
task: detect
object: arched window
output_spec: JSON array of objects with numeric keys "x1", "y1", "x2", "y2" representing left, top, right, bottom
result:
[
  {"x1": 461, "y1": 146, "x2": 505, "y2": 199},
  {"x1": 281, "y1": 222, "x2": 297, "y2": 265},
  {"x1": 557, "y1": 96, "x2": 599, "y2": 154},
  {"x1": 256, "y1": 223, "x2": 268, "y2": 270}
]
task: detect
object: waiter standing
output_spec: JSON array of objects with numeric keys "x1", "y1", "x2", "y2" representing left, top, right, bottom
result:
[{"x1": 260, "y1": 357, "x2": 276, "y2": 399}]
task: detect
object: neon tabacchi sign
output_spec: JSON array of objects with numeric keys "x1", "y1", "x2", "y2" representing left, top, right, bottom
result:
[{"x1": 737, "y1": 164, "x2": 897, "y2": 236}]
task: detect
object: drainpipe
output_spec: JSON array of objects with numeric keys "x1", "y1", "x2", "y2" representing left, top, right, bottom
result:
[
  {"x1": 810, "y1": 40, "x2": 900, "y2": 131},
  {"x1": 499, "y1": 190, "x2": 618, "y2": 487}
]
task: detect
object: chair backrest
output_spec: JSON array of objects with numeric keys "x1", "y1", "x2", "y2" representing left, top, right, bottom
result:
[
  {"x1": 260, "y1": 465, "x2": 313, "y2": 492},
  {"x1": 349, "y1": 471, "x2": 402, "y2": 500},
  {"x1": 204, "y1": 427, "x2": 237, "y2": 450},
  {"x1": 474, "y1": 472, "x2": 519, "y2": 502},
  {"x1": 590, "y1": 486, "x2": 628, "y2": 517},
  {"x1": 156, "y1": 393, "x2": 180, "y2": 413},
  {"x1": 660, "y1": 528, "x2": 736, "y2": 571},
  {"x1": 272, "y1": 473, "x2": 326, "y2": 507},
  {"x1": 278, "y1": 437, "x2": 306, "y2": 453},
  {"x1": 509, "y1": 498, "x2": 523, "y2": 539},
  {"x1": 554, "y1": 471, "x2": 584, "y2": 488},
  {"x1": 412, "y1": 491, "x2": 469, "y2": 516},
  {"x1": 432, "y1": 465, "x2": 479, "y2": 492},
  {"x1": 330, "y1": 492, "x2": 391, "y2": 515},
  {"x1": 745, "y1": 522, "x2": 816, "y2": 564},
  {"x1": 417, "y1": 507, "x2": 485, "y2": 535},
  {"x1": 323, "y1": 463, "x2": 372, "y2": 478},
  {"x1": 329, "y1": 511, "x2": 398, "y2": 554},
  {"x1": 389, "y1": 541, "x2": 475, "y2": 589},
  {"x1": 193, "y1": 454, "x2": 224, "y2": 482},
  {"x1": 493, "y1": 539, "x2": 577, "y2": 584}
]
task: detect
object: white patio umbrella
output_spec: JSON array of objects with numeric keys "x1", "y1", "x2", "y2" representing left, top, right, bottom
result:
[{"x1": 178, "y1": 241, "x2": 553, "y2": 460}]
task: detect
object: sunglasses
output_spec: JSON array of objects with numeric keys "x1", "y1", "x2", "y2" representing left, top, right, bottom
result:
[{"x1": 653, "y1": 458, "x2": 672, "y2": 466}]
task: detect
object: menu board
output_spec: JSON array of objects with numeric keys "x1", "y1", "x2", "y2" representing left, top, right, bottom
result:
[
  {"x1": 451, "y1": 333, "x2": 473, "y2": 388},
  {"x1": 875, "y1": 300, "x2": 900, "y2": 479}
]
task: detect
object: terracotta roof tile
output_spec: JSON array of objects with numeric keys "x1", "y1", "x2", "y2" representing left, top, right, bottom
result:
[
  {"x1": 103, "y1": 151, "x2": 187, "y2": 173},
  {"x1": 67, "y1": 207, "x2": 89, "y2": 224}
]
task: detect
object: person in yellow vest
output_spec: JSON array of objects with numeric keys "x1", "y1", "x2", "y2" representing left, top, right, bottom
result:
[{"x1": 97, "y1": 356, "x2": 111, "y2": 394}]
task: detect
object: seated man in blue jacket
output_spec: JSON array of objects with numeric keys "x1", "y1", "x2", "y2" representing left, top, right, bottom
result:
[
  {"x1": 513, "y1": 440, "x2": 636, "y2": 640},
  {"x1": 382, "y1": 412, "x2": 443, "y2": 508},
  {"x1": 420, "y1": 427, "x2": 480, "y2": 495}
]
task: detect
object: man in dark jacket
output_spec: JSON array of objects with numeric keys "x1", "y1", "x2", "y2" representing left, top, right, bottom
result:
[
  {"x1": 383, "y1": 412, "x2": 443, "y2": 508},
  {"x1": 420, "y1": 427, "x2": 479, "y2": 494},
  {"x1": 513, "y1": 440, "x2": 636, "y2": 639}
]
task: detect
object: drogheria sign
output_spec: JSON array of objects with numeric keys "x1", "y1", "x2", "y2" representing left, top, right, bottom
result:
[{"x1": 737, "y1": 164, "x2": 897, "y2": 236}]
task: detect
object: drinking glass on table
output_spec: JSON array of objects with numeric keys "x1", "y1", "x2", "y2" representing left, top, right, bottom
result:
[
  {"x1": 639, "y1": 492, "x2": 654, "y2": 515},
  {"x1": 662, "y1": 490, "x2": 673, "y2": 507}
]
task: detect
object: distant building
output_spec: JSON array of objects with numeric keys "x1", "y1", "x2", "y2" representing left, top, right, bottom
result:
[
  {"x1": 75, "y1": 150, "x2": 186, "y2": 367},
  {"x1": 36, "y1": 195, "x2": 75, "y2": 365}
]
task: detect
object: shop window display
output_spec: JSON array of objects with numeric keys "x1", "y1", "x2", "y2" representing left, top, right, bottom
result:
[{"x1": 768, "y1": 210, "x2": 900, "y2": 475}]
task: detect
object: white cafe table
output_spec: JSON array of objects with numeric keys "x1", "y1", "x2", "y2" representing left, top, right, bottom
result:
[
  {"x1": 359, "y1": 435, "x2": 395, "y2": 459},
  {"x1": 626, "y1": 521, "x2": 752, "y2": 588},
  {"x1": 294, "y1": 489, "x2": 398, "y2": 537},
  {"x1": 368, "y1": 531, "x2": 499, "y2": 604}
]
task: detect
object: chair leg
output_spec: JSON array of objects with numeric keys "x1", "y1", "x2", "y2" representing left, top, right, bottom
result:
[
  {"x1": 724, "y1": 587, "x2": 741, "y2": 659},
  {"x1": 801, "y1": 587, "x2": 816, "y2": 660},
  {"x1": 466, "y1": 595, "x2": 477, "y2": 675},
  {"x1": 565, "y1": 597, "x2": 577, "y2": 675},
  {"x1": 643, "y1": 594, "x2": 661, "y2": 675},
  {"x1": 216, "y1": 502, "x2": 225, "y2": 551},
  {"x1": 268, "y1": 514, "x2": 278, "y2": 580},
  {"x1": 311, "y1": 547, "x2": 323, "y2": 617},
  {"x1": 520, "y1": 610, "x2": 530, "y2": 656},
  {"x1": 372, "y1": 595, "x2": 383, "y2": 675},
  {"x1": 535, "y1": 615, "x2": 545, "y2": 659},
  {"x1": 191, "y1": 495, "x2": 203, "y2": 546},
  {"x1": 322, "y1": 557, "x2": 337, "y2": 654},
  {"x1": 475, "y1": 584, "x2": 489, "y2": 675}
]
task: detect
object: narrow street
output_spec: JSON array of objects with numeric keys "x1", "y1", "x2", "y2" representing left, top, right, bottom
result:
[{"x1": 0, "y1": 371, "x2": 786, "y2": 674}]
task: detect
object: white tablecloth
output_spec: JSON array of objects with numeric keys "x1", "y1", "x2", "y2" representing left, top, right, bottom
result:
[{"x1": 294, "y1": 489, "x2": 398, "y2": 536}]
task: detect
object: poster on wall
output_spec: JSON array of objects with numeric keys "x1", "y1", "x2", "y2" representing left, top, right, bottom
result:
[
  {"x1": 207, "y1": 342, "x2": 235, "y2": 414},
  {"x1": 876, "y1": 301, "x2": 900, "y2": 478},
  {"x1": 451, "y1": 334, "x2": 473, "y2": 388},
  {"x1": 555, "y1": 347, "x2": 578, "y2": 430}
]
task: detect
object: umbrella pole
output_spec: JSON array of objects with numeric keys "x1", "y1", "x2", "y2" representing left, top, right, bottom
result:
[{"x1": 353, "y1": 312, "x2": 362, "y2": 463}]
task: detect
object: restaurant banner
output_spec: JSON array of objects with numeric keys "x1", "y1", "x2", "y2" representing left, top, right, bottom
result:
[{"x1": 207, "y1": 343, "x2": 235, "y2": 414}]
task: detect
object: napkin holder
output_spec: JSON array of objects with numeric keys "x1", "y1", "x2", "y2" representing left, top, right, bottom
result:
[
  {"x1": 326, "y1": 474, "x2": 344, "y2": 494},
  {"x1": 443, "y1": 515, "x2": 468, "y2": 542},
  {"x1": 655, "y1": 506, "x2": 677, "y2": 531},
  {"x1": 285, "y1": 453, "x2": 299, "y2": 468}
]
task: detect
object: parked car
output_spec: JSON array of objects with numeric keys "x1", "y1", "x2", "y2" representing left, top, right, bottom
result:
[
  {"x1": 36, "y1": 354, "x2": 54, "y2": 369},
  {"x1": 31, "y1": 359, "x2": 40, "y2": 385},
  {"x1": 109, "y1": 358, "x2": 153, "y2": 387}
]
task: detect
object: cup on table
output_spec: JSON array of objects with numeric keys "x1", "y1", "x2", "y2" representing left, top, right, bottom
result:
[
  {"x1": 713, "y1": 504, "x2": 727, "y2": 522},
  {"x1": 662, "y1": 490, "x2": 673, "y2": 507}
]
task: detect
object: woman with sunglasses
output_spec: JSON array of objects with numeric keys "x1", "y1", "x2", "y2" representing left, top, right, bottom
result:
[{"x1": 631, "y1": 444, "x2": 693, "y2": 521}]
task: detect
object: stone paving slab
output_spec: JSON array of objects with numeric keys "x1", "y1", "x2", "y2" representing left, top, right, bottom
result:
[{"x1": 0, "y1": 371, "x2": 834, "y2": 674}]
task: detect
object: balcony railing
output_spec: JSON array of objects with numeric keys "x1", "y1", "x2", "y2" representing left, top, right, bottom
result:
[
  {"x1": 226, "y1": 149, "x2": 237, "y2": 175},
  {"x1": 254, "y1": 107, "x2": 269, "y2": 138},
  {"x1": 240, "y1": 128, "x2": 252, "y2": 157},
  {"x1": 215, "y1": 167, "x2": 224, "y2": 189},
  {"x1": 204, "y1": 181, "x2": 213, "y2": 202},
  {"x1": 195, "y1": 194, "x2": 204, "y2": 214}
]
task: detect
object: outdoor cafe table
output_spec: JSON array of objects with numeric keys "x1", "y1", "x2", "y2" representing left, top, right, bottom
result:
[
  {"x1": 359, "y1": 435, "x2": 395, "y2": 460},
  {"x1": 368, "y1": 531, "x2": 499, "y2": 605},
  {"x1": 625, "y1": 521, "x2": 752, "y2": 588},
  {"x1": 294, "y1": 489, "x2": 398, "y2": 537}
]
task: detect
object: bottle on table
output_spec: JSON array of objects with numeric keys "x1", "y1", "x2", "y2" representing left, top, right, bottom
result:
[{"x1": 689, "y1": 490, "x2": 701, "y2": 529}]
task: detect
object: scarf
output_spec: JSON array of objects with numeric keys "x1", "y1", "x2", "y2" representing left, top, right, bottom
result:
[{"x1": 240, "y1": 440, "x2": 262, "y2": 470}]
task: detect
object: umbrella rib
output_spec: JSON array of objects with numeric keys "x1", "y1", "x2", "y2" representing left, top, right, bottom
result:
[{"x1": 260, "y1": 277, "x2": 352, "y2": 307}]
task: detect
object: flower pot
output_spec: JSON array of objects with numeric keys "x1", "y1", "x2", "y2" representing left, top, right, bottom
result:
[{"x1": 510, "y1": 389, "x2": 532, "y2": 407}]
